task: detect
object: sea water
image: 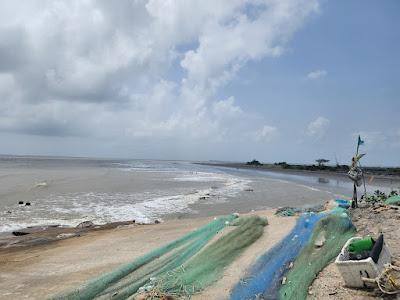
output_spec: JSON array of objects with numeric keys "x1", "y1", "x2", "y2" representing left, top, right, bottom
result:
[{"x1": 0, "y1": 155, "x2": 396, "y2": 232}]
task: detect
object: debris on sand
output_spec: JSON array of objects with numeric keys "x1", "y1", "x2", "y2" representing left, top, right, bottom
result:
[
  {"x1": 34, "y1": 181, "x2": 48, "y2": 188},
  {"x1": 75, "y1": 221, "x2": 94, "y2": 229},
  {"x1": 310, "y1": 204, "x2": 400, "y2": 299}
]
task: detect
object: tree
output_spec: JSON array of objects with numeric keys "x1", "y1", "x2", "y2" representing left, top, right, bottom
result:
[
  {"x1": 246, "y1": 159, "x2": 262, "y2": 166},
  {"x1": 315, "y1": 159, "x2": 330, "y2": 167}
]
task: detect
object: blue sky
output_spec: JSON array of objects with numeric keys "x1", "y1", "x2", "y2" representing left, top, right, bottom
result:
[
  {"x1": 0, "y1": 1, "x2": 399, "y2": 166},
  {"x1": 218, "y1": 0, "x2": 400, "y2": 166}
]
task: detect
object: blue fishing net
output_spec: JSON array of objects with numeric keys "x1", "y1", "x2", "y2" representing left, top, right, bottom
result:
[{"x1": 230, "y1": 213, "x2": 324, "y2": 300}]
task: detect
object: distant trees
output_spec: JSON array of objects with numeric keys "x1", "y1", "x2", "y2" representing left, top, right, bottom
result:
[
  {"x1": 315, "y1": 159, "x2": 330, "y2": 167},
  {"x1": 274, "y1": 161, "x2": 289, "y2": 168},
  {"x1": 246, "y1": 159, "x2": 263, "y2": 166}
]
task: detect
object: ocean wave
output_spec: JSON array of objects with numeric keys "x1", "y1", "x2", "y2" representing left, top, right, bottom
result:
[{"x1": 0, "y1": 172, "x2": 251, "y2": 232}]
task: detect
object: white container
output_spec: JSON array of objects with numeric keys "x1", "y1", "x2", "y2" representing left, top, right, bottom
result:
[{"x1": 335, "y1": 236, "x2": 392, "y2": 288}]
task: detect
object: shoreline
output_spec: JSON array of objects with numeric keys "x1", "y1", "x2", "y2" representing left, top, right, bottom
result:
[
  {"x1": 3, "y1": 161, "x2": 398, "y2": 246},
  {"x1": 0, "y1": 220, "x2": 144, "y2": 250},
  {"x1": 197, "y1": 162, "x2": 400, "y2": 183},
  {"x1": 0, "y1": 162, "x2": 341, "y2": 235}
]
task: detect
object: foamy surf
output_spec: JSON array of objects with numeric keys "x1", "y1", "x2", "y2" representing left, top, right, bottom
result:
[{"x1": 0, "y1": 166, "x2": 252, "y2": 232}]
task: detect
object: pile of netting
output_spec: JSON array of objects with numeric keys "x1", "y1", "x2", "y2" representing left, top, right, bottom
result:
[
  {"x1": 279, "y1": 212, "x2": 356, "y2": 299},
  {"x1": 230, "y1": 209, "x2": 355, "y2": 300},
  {"x1": 385, "y1": 195, "x2": 400, "y2": 206},
  {"x1": 230, "y1": 213, "x2": 324, "y2": 300},
  {"x1": 50, "y1": 215, "x2": 267, "y2": 300},
  {"x1": 144, "y1": 216, "x2": 267, "y2": 298},
  {"x1": 275, "y1": 205, "x2": 325, "y2": 217},
  {"x1": 274, "y1": 207, "x2": 302, "y2": 217}
]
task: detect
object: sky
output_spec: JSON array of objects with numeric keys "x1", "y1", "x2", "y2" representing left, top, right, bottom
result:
[{"x1": 0, "y1": 0, "x2": 399, "y2": 166}]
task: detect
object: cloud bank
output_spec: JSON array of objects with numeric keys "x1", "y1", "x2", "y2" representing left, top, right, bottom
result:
[{"x1": 0, "y1": 0, "x2": 320, "y2": 157}]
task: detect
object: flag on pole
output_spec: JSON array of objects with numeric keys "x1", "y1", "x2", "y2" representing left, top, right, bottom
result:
[{"x1": 358, "y1": 135, "x2": 364, "y2": 146}]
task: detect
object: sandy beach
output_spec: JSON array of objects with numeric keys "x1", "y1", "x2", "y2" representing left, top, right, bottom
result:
[
  {"x1": 0, "y1": 209, "x2": 296, "y2": 300},
  {"x1": 1, "y1": 202, "x2": 400, "y2": 300},
  {"x1": 1, "y1": 1, "x2": 399, "y2": 299},
  {"x1": 1, "y1": 158, "x2": 399, "y2": 300}
]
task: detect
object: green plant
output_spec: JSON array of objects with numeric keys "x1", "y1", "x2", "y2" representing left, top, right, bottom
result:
[{"x1": 365, "y1": 189, "x2": 399, "y2": 204}]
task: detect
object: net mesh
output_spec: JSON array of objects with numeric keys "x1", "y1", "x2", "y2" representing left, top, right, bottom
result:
[
  {"x1": 385, "y1": 195, "x2": 400, "y2": 205},
  {"x1": 279, "y1": 212, "x2": 356, "y2": 300},
  {"x1": 230, "y1": 210, "x2": 355, "y2": 300},
  {"x1": 49, "y1": 207, "x2": 354, "y2": 300},
  {"x1": 230, "y1": 213, "x2": 324, "y2": 300},
  {"x1": 50, "y1": 215, "x2": 236, "y2": 300},
  {"x1": 145, "y1": 216, "x2": 268, "y2": 298},
  {"x1": 50, "y1": 215, "x2": 267, "y2": 300}
]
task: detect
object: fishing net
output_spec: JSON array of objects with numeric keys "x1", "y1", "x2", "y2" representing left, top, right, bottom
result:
[
  {"x1": 385, "y1": 195, "x2": 400, "y2": 206},
  {"x1": 275, "y1": 206, "x2": 325, "y2": 217},
  {"x1": 50, "y1": 215, "x2": 267, "y2": 300},
  {"x1": 144, "y1": 216, "x2": 268, "y2": 299},
  {"x1": 230, "y1": 213, "x2": 324, "y2": 300},
  {"x1": 275, "y1": 207, "x2": 302, "y2": 217},
  {"x1": 230, "y1": 210, "x2": 355, "y2": 300},
  {"x1": 50, "y1": 215, "x2": 236, "y2": 300},
  {"x1": 279, "y1": 212, "x2": 356, "y2": 300}
]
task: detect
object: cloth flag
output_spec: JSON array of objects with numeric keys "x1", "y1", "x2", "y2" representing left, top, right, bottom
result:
[{"x1": 358, "y1": 135, "x2": 364, "y2": 146}]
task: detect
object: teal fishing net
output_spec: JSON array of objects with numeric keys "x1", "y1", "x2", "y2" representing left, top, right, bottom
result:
[
  {"x1": 50, "y1": 215, "x2": 267, "y2": 300},
  {"x1": 230, "y1": 213, "x2": 324, "y2": 300},
  {"x1": 145, "y1": 216, "x2": 267, "y2": 298},
  {"x1": 230, "y1": 210, "x2": 355, "y2": 300},
  {"x1": 279, "y1": 212, "x2": 356, "y2": 300},
  {"x1": 385, "y1": 195, "x2": 400, "y2": 205}
]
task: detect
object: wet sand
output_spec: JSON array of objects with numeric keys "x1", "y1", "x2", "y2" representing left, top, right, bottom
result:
[{"x1": 0, "y1": 209, "x2": 295, "y2": 300}]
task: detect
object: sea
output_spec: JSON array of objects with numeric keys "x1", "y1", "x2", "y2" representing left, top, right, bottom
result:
[{"x1": 0, "y1": 155, "x2": 398, "y2": 233}]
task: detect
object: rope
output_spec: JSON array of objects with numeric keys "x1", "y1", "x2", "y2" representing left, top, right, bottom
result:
[
  {"x1": 377, "y1": 264, "x2": 400, "y2": 294},
  {"x1": 362, "y1": 264, "x2": 400, "y2": 295}
]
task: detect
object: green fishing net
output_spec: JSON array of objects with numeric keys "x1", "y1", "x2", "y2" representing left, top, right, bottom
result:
[
  {"x1": 279, "y1": 213, "x2": 356, "y2": 300},
  {"x1": 145, "y1": 216, "x2": 267, "y2": 298},
  {"x1": 50, "y1": 215, "x2": 267, "y2": 300}
]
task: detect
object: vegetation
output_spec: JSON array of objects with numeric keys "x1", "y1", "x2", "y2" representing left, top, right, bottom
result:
[
  {"x1": 274, "y1": 161, "x2": 289, "y2": 168},
  {"x1": 271, "y1": 162, "x2": 349, "y2": 172},
  {"x1": 198, "y1": 161, "x2": 400, "y2": 177},
  {"x1": 268, "y1": 162, "x2": 400, "y2": 176},
  {"x1": 363, "y1": 189, "x2": 399, "y2": 205},
  {"x1": 315, "y1": 158, "x2": 330, "y2": 167},
  {"x1": 246, "y1": 159, "x2": 263, "y2": 166}
]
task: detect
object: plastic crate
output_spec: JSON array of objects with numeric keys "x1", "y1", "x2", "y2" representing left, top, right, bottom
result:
[{"x1": 335, "y1": 236, "x2": 392, "y2": 288}]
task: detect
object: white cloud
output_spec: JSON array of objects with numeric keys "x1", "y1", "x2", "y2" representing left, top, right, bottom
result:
[
  {"x1": 253, "y1": 125, "x2": 279, "y2": 142},
  {"x1": 212, "y1": 97, "x2": 243, "y2": 118},
  {"x1": 0, "y1": 0, "x2": 320, "y2": 153},
  {"x1": 306, "y1": 116, "x2": 330, "y2": 138},
  {"x1": 306, "y1": 69, "x2": 327, "y2": 80}
]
